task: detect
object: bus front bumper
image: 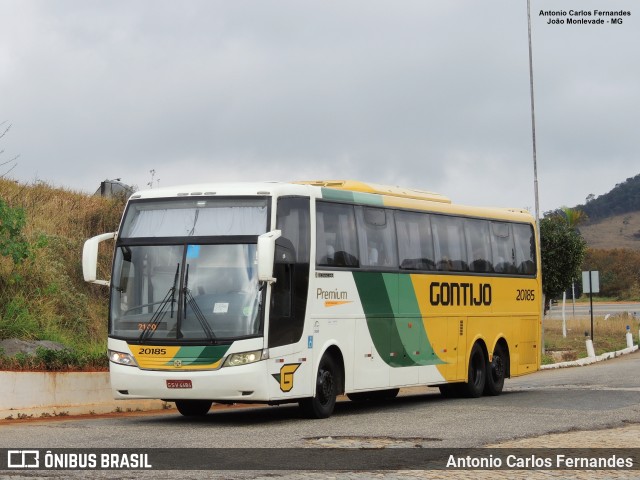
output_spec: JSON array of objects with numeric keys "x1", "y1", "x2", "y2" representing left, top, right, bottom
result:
[{"x1": 109, "y1": 361, "x2": 271, "y2": 402}]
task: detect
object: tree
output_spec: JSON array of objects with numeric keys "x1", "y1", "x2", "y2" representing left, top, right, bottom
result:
[
  {"x1": 559, "y1": 206, "x2": 587, "y2": 229},
  {"x1": 540, "y1": 212, "x2": 587, "y2": 302},
  {"x1": 578, "y1": 173, "x2": 640, "y2": 221},
  {"x1": 583, "y1": 249, "x2": 640, "y2": 299}
]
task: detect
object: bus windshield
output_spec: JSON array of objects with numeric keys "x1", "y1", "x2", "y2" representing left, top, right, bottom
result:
[
  {"x1": 120, "y1": 198, "x2": 268, "y2": 238},
  {"x1": 110, "y1": 197, "x2": 269, "y2": 342},
  {"x1": 110, "y1": 243, "x2": 262, "y2": 341}
]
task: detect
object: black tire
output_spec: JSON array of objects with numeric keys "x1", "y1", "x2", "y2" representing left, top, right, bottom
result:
[
  {"x1": 460, "y1": 343, "x2": 486, "y2": 398},
  {"x1": 175, "y1": 400, "x2": 212, "y2": 417},
  {"x1": 346, "y1": 392, "x2": 370, "y2": 402},
  {"x1": 299, "y1": 354, "x2": 340, "y2": 419},
  {"x1": 484, "y1": 343, "x2": 507, "y2": 396},
  {"x1": 438, "y1": 383, "x2": 462, "y2": 398}
]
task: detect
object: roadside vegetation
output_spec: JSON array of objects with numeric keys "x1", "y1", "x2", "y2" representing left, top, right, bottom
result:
[
  {"x1": 1, "y1": 179, "x2": 639, "y2": 370},
  {"x1": 577, "y1": 173, "x2": 640, "y2": 222},
  {"x1": 0, "y1": 345, "x2": 106, "y2": 371},
  {"x1": 544, "y1": 206, "x2": 640, "y2": 302},
  {"x1": 0, "y1": 178, "x2": 125, "y2": 370},
  {"x1": 542, "y1": 312, "x2": 639, "y2": 364},
  {"x1": 581, "y1": 249, "x2": 640, "y2": 300},
  {"x1": 540, "y1": 209, "x2": 587, "y2": 306}
]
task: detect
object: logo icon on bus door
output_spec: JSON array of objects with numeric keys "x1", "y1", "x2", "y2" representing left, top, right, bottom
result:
[{"x1": 272, "y1": 363, "x2": 301, "y2": 392}]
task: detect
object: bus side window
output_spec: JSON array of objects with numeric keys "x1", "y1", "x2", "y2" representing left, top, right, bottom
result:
[
  {"x1": 276, "y1": 197, "x2": 310, "y2": 264},
  {"x1": 271, "y1": 261, "x2": 292, "y2": 318},
  {"x1": 491, "y1": 222, "x2": 517, "y2": 274},
  {"x1": 396, "y1": 211, "x2": 435, "y2": 271},
  {"x1": 513, "y1": 223, "x2": 536, "y2": 275},
  {"x1": 465, "y1": 219, "x2": 494, "y2": 273},
  {"x1": 355, "y1": 206, "x2": 398, "y2": 268},
  {"x1": 432, "y1": 215, "x2": 468, "y2": 272},
  {"x1": 316, "y1": 211, "x2": 335, "y2": 265},
  {"x1": 316, "y1": 202, "x2": 359, "y2": 268},
  {"x1": 270, "y1": 197, "x2": 310, "y2": 348}
]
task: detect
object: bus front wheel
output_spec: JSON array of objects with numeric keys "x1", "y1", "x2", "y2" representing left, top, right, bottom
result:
[
  {"x1": 460, "y1": 343, "x2": 486, "y2": 398},
  {"x1": 299, "y1": 354, "x2": 339, "y2": 419},
  {"x1": 175, "y1": 400, "x2": 212, "y2": 417}
]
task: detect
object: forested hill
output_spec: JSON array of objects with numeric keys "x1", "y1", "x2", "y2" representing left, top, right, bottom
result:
[{"x1": 577, "y1": 173, "x2": 640, "y2": 222}]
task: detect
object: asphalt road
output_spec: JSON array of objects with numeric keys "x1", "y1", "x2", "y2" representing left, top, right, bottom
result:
[
  {"x1": 1, "y1": 352, "x2": 639, "y2": 478},
  {"x1": 547, "y1": 301, "x2": 640, "y2": 319},
  {"x1": 1, "y1": 352, "x2": 639, "y2": 449}
]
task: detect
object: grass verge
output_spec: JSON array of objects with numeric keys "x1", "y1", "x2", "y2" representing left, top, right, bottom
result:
[
  {"x1": 0, "y1": 344, "x2": 108, "y2": 371},
  {"x1": 542, "y1": 311, "x2": 639, "y2": 364}
]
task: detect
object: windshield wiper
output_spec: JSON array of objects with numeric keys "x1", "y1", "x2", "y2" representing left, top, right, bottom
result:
[
  {"x1": 138, "y1": 263, "x2": 180, "y2": 342},
  {"x1": 183, "y1": 264, "x2": 216, "y2": 341}
]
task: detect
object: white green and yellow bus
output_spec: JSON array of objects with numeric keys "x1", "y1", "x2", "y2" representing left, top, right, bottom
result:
[{"x1": 82, "y1": 180, "x2": 541, "y2": 419}]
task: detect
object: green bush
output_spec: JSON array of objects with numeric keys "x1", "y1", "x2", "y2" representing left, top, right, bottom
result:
[
  {"x1": 0, "y1": 199, "x2": 31, "y2": 264},
  {"x1": 0, "y1": 346, "x2": 108, "y2": 371}
]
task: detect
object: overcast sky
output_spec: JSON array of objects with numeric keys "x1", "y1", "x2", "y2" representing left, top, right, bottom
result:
[{"x1": 1, "y1": 0, "x2": 638, "y2": 214}]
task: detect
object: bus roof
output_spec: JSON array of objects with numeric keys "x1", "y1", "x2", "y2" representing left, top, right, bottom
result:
[
  {"x1": 295, "y1": 180, "x2": 451, "y2": 204},
  {"x1": 128, "y1": 180, "x2": 534, "y2": 224}
]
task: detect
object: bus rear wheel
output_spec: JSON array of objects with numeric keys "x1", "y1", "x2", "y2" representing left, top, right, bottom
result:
[
  {"x1": 175, "y1": 400, "x2": 212, "y2": 417},
  {"x1": 300, "y1": 354, "x2": 339, "y2": 419},
  {"x1": 460, "y1": 343, "x2": 486, "y2": 398},
  {"x1": 484, "y1": 343, "x2": 507, "y2": 396}
]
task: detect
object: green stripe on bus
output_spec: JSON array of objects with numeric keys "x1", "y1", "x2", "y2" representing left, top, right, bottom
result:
[
  {"x1": 352, "y1": 272, "x2": 409, "y2": 367},
  {"x1": 321, "y1": 188, "x2": 384, "y2": 206},
  {"x1": 396, "y1": 274, "x2": 442, "y2": 365},
  {"x1": 353, "y1": 272, "x2": 443, "y2": 367},
  {"x1": 165, "y1": 345, "x2": 230, "y2": 366}
]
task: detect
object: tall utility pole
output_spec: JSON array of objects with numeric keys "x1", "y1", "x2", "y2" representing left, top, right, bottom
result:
[
  {"x1": 526, "y1": 0, "x2": 544, "y2": 355},
  {"x1": 527, "y1": 0, "x2": 540, "y2": 230}
]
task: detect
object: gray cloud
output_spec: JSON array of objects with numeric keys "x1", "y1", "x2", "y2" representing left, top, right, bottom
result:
[{"x1": 1, "y1": 0, "x2": 637, "y2": 213}]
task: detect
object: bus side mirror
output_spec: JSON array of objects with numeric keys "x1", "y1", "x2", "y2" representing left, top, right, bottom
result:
[
  {"x1": 275, "y1": 237, "x2": 296, "y2": 264},
  {"x1": 257, "y1": 230, "x2": 281, "y2": 283},
  {"x1": 82, "y1": 232, "x2": 116, "y2": 286}
]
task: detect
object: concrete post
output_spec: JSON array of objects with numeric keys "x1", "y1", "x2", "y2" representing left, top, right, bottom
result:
[{"x1": 626, "y1": 326, "x2": 633, "y2": 349}]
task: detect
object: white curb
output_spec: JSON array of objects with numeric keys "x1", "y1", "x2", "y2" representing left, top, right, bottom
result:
[{"x1": 541, "y1": 345, "x2": 639, "y2": 369}]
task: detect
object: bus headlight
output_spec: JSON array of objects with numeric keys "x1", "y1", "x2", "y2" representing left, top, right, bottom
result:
[
  {"x1": 108, "y1": 350, "x2": 138, "y2": 367},
  {"x1": 224, "y1": 349, "x2": 268, "y2": 367}
]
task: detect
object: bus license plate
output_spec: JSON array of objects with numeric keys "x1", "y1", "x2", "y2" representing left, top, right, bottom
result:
[{"x1": 166, "y1": 380, "x2": 192, "y2": 389}]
